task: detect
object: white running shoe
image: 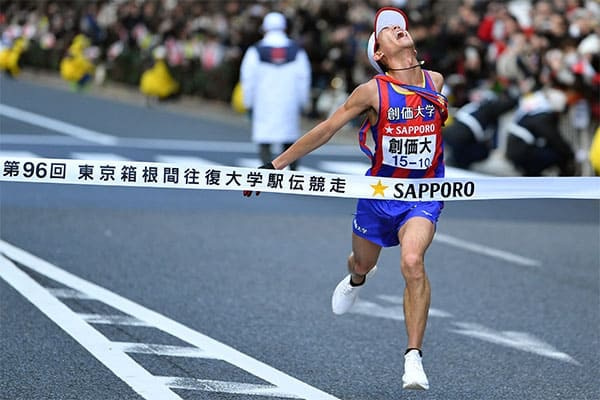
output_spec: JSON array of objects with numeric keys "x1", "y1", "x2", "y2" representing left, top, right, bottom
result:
[
  {"x1": 331, "y1": 266, "x2": 377, "y2": 315},
  {"x1": 402, "y1": 349, "x2": 429, "y2": 390}
]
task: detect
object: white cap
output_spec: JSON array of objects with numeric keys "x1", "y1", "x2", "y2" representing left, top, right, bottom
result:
[
  {"x1": 367, "y1": 33, "x2": 384, "y2": 74},
  {"x1": 262, "y1": 12, "x2": 286, "y2": 32},
  {"x1": 374, "y1": 7, "x2": 408, "y2": 39},
  {"x1": 367, "y1": 7, "x2": 409, "y2": 74}
]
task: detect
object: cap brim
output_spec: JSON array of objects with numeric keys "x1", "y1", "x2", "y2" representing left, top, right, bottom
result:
[
  {"x1": 374, "y1": 7, "x2": 408, "y2": 39},
  {"x1": 367, "y1": 32, "x2": 384, "y2": 74}
]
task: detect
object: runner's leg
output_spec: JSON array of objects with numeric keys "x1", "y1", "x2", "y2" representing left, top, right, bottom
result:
[
  {"x1": 398, "y1": 217, "x2": 435, "y2": 349},
  {"x1": 350, "y1": 233, "x2": 381, "y2": 284}
]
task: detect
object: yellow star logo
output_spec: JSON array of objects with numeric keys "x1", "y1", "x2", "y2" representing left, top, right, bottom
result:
[{"x1": 371, "y1": 179, "x2": 388, "y2": 197}]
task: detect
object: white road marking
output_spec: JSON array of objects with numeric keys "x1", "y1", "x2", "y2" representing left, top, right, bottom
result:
[
  {"x1": 0, "y1": 134, "x2": 358, "y2": 155},
  {"x1": 155, "y1": 154, "x2": 221, "y2": 166},
  {"x1": 318, "y1": 160, "x2": 370, "y2": 175},
  {"x1": 78, "y1": 313, "x2": 151, "y2": 326},
  {"x1": 230, "y1": 157, "x2": 258, "y2": 168},
  {"x1": 351, "y1": 299, "x2": 405, "y2": 321},
  {"x1": 48, "y1": 287, "x2": 91, "y2": 299},
  {"x1": 0, "y1": 254, "x2": 182, "y2": 400},
  {"x1": 0, "y1": 134, "x2": 91, "y2": 146},
  {"x1": 111, "y1": 342, "x2": 216, "y2": 359},
  {"x1": 376, "y1": 294, "x2": 403, "y2": 304},
  {"x1": 375, "y1": 294, "x2": 454, "y2": 317},
  {"x1": 350, "y1": 295, "x2": 453, "y2": 321},
  {"x1": 70, "y1": 152, "x2": 129, "y2": 161},
  {"x1": 123, "y1": 138, "x2": 258, "y2": 153},
  {"x1": 0, "y1": 150, "x2": 37, "y2": 159},
  {"x1": 0, "y1": 239, "x2": 341, "y2": 400},
  {"x1": 434, "y1": 232, "x2": 542, "y2": 267},
  {"x1": 0, "y1": 104, "x2": 118, "y2": 145},
  {"x1": 348, "y1": 295, "x2": 578, "y2": 365},
  {"x1": 450, "y1": 322, "x2": 580, "y2": 365},
  {"x1": 157, "y1": 377, "x2": 303, "y2": 398}
]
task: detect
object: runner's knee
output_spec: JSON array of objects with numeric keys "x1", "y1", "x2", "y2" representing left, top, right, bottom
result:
[
  {"x1": 401, "y1": 252, "x2": 425, "y2": 281},
  {"x1": 349, "y1": 253, "x2": 374, "y2": 276}
]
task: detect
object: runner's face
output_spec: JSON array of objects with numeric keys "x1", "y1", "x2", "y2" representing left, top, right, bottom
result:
[{"x1": 377, "y1": 25, "x2": 413, "y2": 49}]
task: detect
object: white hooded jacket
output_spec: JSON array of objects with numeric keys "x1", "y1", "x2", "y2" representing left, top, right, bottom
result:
[{"x1": 240, "y1": 29, "x2": 311, "y2": 143}]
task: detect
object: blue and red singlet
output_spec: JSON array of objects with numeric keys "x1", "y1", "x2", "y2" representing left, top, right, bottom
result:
[
  {"x1": 352, "y1": 71, "x2": 449, "y2": 247},
  {"x1": 359, "y1": 71, "x2": 448, "y2": 179}
]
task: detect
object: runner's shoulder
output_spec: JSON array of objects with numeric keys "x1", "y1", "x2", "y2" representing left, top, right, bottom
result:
[{"x1": 426, "y1": 70, "x2": 444, "y2": 92}]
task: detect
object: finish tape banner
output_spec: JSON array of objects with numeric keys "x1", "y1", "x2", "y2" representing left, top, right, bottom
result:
[{"x1": 1, "y1": 157, "x2": 599, "y2": 201}]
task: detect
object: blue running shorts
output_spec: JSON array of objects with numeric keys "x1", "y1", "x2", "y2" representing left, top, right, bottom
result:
[{"x1": 352, "y1": 199, "x2": 443, "y2": 247}]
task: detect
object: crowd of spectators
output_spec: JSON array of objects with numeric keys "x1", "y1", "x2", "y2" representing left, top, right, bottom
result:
[{"x1": 1, "y1": 0, "x2": 599, "y2": 173}]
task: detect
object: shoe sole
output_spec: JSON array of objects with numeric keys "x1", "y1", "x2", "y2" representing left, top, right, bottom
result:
[{"x1": 402, "y1": 382, "x2": 429, "y2": 390}]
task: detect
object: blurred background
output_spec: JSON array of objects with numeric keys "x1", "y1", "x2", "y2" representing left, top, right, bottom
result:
[{"x1": 1, "y1": 0, "x2": 598, "y2": 176}]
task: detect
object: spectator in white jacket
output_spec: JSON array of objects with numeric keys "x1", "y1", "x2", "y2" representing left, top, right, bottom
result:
[{"x1": 240, "y1": 11, "x2": 312, "y2": 170}]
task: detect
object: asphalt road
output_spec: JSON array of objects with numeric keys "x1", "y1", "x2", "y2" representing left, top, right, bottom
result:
[{"x1": 1, "y1": 75, "x2": 599, "y2": 400}]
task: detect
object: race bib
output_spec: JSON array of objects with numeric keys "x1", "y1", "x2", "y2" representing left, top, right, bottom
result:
[{"x1": 382, "y1": 134, "x2": 436, "y2": 169}]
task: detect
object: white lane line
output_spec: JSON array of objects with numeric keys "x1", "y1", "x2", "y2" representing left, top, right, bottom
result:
[
  {"x1": 0, "y1": 254, "x2": 182, "y2": 400},
  {"x1": 350, "y1": 300, "x2": 404, "y2": 321},
  {"x1": 118, "y1": 138, "x2": 357, "y2": 156},
  {"x1": 0, "y1": 104, "x2": 118, "y2": 145},
  {"x1": 376, "y1": 294, "x2": 454, "y2": 317},
  {"x1": 0, "y1": 150, "x2": 38, "y2": 159},
  {"x1": 350, "y1": 299, "x2": 453, "y2": 321},
  {"x1": 450, "y1": 322, "x2": 580, "y2": 365},
  {"x1": 0, "y1": 239, "x2": 341, "y2": 400},
  {"x1": 78, "y1": 313, "x2": 151, "y2": 326},
  {"x1": 0, "y1": 134, "x2": 91, "y2": 146},
  {"x1": 0, "y1": 134, "x2": 358, "y2": 156},
  {"x1": 112, "y1": 342, "x2": 216, "y2": 359},
  {"x1": 434, "y1": 233, "x2": 542, "y2": 267},
  {"x1": 376, "y1": 294, "x2": 403, "y2": 304},
  {"x1": 318, "y1": 160, "x2": 370, "y2": 175},
  {"x1": 156, "y1": 154, "x2": 221, "y2": 166},
  {"x1": 49, "y1": 287, "x2": 91, "y2": 299},
  {"x1": 157, "y1": 377, "x2": 303, "y2": 398},
  {"x1": 131, "y1": 138, "x2": 257, "y2": 153},
  {"x1": 237, "y1": 157, "x2": 269, "y2": 168},
  {"x1": 70, "y1": 152, "x2": 129, "y2": 161}
]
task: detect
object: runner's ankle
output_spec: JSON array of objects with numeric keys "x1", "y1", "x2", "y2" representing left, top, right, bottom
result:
[{"x1": 349, "y1": 274, "x2": 366, "y2": 286}]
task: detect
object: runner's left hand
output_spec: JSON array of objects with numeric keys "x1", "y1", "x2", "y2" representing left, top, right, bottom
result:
[{"x1": 243, "y1": 162, "x2": 275, "y2": 197}]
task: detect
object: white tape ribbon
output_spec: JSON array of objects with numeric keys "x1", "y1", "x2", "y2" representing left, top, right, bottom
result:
[{"x1": 1, "y1": 157, "x2": 598, "y2": 200}]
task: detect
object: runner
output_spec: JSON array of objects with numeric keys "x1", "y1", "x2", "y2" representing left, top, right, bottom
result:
[{"x1": 244, "y1": 7, "x2": 448, "y2": 390}]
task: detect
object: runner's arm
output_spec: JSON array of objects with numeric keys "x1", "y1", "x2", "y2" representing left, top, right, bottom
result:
[{"x1": 271, "y1": 80, "x2": 377, "y2": 170}]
